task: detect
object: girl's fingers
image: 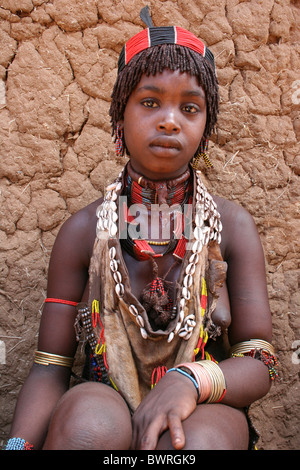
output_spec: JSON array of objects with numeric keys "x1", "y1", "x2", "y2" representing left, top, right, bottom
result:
[
  {"x1": 138, "y1": 415, "x2": 167, "y2": 450},
  {"x1": 168, "y1": 412, "x2": 186, "y2": 450}
]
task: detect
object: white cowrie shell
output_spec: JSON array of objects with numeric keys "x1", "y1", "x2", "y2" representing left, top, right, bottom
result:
[
  {"x1": 109, "y1": 222, "x2": 118, "y2": 237},
  {"x1": 183, "y1": 330, "x2": 193, "y2": 340},
  {"x1": 195, "y1": 213, "x2": 204, "y2": 227},
  {"x1": 113, "y1": 271, "x2": 122, "y2": 283},
  {"x1": 108, "y1": 201, "x2": 117, "y2": 212},
  {"x1": 179, "y1": 309, "x2": 185, "y2": 322},
  {"x1": 115, "y1": 182, "x2": 122, "y2": 192},
  {"x1": 115, "y1": 283, "x2": 124, "y2": 297},
  {"x1": 189, "y1": 252, "x2": 199, "y2": 264},
  {"x1": 96, "y1": 205, "x2": 103, "y2": 218},
  {"x1": 192, "y1": 240, "x2": 203, "y2": 254},
  {"x1": 213, "y1": 216, "x2": 220, "y2": 230},
  {"x1": 179, "y1": 298, "x2": 185, "y2": 309},
  {"x1": 185, "y1": 324, "x2": 193, "y2": 332},
  {"x1": 136, "y1": 315, "x2": 145, "y2": 328},
  {"x1": 185, "y1": 314, "x2": 195, "y2": 322},
  {"x1": 97, "y1": 218, "x2": 104, "y2": 231},
  {"x1": 106, "y1": 182, "x2": 117, "y2": 191},
  {"x1": 186, "y1": 319, "x2": 196, "y2": 327},
  {"x1": 110, "y1": 259, "x2": 118, "y2": 272},
  {"x1": 182, "y1": 286, "x2": 190, "y2": 300},
  {"x1": 185, "y1": 263, "x2": 195, "y2": 276},
  {"x1": 129, "y1": 304, "x2": 138, "y2": 317},
  {"x1": 175, "y1": 321, "x2": 182, "y2": 334},
  {"x1": 203, "y1": 229, "x2": 210, "y2": 245},
  {"x1": 140, "y1": 327, "x2": 148, "y2": 339},
  {"x1": 194, "y1": 226, "x2": 204, "y2": 241},
  {"x1": 109, "y1": 210, "x2": 118, "y2": 223},
  {"x1": 167, "y1": 331, "x2": 174, "y2": 343},
  {"x1": 183, "y1": 274, "x2": 193, "y2": 288},
  {"x1": 178, "y1": 329, "x2": 188, "y2": 337},
  {"x1": 109, "y1": 246, "x2": 116, "y2": 259}
]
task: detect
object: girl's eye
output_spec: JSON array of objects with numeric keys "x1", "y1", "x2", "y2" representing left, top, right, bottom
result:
[
  {"x1": 182, "y1": 105, "x2": 199, "y2": 114},
  {"x1": 142, "y1": 99, "x2": 158, "y2": 108}
]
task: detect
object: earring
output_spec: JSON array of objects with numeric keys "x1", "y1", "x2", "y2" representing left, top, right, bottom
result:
[
  {"x1": 115, "y1": 125, "x2": 124, "y2": 157},
  {"x1": 192, "y1": 139, "x2": 213, "y2": 170}
]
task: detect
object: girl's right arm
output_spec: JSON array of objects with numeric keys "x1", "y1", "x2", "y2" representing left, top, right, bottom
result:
[{"x1": 7, "y1": 202, "x2": 98, "y2": 449}]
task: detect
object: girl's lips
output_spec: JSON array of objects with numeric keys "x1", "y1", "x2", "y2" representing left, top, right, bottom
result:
[{"x1": 150, "y1": 136, "x2": 182, "y2": 150}]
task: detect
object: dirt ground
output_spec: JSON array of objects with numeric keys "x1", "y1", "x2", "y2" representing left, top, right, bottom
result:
[{"x1": 0, "y1": 0, "x2": 299, "y2": 450}]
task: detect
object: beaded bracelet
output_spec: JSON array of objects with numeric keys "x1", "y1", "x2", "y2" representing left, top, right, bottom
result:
[
  {"x1": 3, "y1": 437, "x2": 34, "y2": 450},
  {"x1": 166, "y1": 367, "x2": 200, "y2": 401},
  {"x1": 230, "y1": 339, "x2": 278, "y2": 381}
]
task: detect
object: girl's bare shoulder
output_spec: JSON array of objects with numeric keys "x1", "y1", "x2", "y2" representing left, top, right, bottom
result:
[
  {"x1": 211, "y1": 195, "x2": 260, "y2": 258},
  {"x1": 52, "y1": 197, "x2": 103, "y2": 263},
  {"x1": 212, "y1": 194, "x2": 256, "y2": 230}
]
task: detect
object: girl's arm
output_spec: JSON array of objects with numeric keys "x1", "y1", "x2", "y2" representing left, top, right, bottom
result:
[
  {"x1": 7, "y1": 204, "x2": 97, "y2": 449},
  {"x1": 132, "y1": 201, "x2": 274, "y2": 450}
]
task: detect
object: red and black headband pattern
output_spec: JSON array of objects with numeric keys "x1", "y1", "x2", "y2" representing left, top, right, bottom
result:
[{"x1": 117, "y1": 25, "x2": 215, "y2": 73}]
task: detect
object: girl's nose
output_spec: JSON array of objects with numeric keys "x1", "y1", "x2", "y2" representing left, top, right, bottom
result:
[{"x1": 157, "y1": 109, "x2": 180, "y2": 133}]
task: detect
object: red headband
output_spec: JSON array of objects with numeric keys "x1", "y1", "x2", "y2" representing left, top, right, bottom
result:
[{"x1": 117, "y1": 26, "x2": 215, "y2": 73}]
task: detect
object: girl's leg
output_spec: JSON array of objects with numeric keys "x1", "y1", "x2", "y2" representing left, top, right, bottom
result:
[
  {"x1": 43, "y1": 382, "x2": 132, "y2": 450},
  {"x1": 156, "y1": 403, "x2": 249, "y2": 450}
]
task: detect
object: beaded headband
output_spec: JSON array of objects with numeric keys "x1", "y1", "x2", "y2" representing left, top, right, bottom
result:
[{"x1": 117, "y1": 7, "x2": 215, "y2": 73}]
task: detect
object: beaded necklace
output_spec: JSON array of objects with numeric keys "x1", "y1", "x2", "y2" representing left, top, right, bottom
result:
[
  {"x1": 118, "y1": 164, "x2": 193, "y2": 328},
  {"x1": 96, "y1": 166, "x2": 222, "y2": 341},
  {"x1": 120, "y1": 163, "x2": 192, "y2": 263}
]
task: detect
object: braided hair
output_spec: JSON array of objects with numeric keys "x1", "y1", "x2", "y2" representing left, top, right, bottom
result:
[{"x1": 109, "y1": 43, "x2": 219, "y2": 157}]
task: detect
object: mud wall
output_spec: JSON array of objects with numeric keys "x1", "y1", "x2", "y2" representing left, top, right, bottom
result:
[{"x1": 0, "y1": 0, "x2": 299, "y2": 450}]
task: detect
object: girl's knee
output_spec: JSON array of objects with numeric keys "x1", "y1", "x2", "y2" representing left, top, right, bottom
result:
[
  {"x1": 157, "y1": 404, "x2": 249, "y2": 450},
  {"x1": 43, "y1": 382, "x2": 132, "y2": 450}
]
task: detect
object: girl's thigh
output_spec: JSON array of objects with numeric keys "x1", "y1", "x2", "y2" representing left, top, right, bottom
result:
[
  {"x1": 43, "y1": 382, "x2": 132, "y2": 450},
  {"x1": 157, "y1": 403, "x2": 249, "y2": 450}
]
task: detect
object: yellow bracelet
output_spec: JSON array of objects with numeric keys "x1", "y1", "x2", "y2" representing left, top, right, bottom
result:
[
  {"x1": 195, "y1": 360, "x2": 227, "y2": 404},
  {"x1": 34, "y1": 350, "x2": 74, "y2": 368}
]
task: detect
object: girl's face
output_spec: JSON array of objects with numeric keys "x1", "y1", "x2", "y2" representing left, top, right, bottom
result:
[{"x1": 121, "y1": 69, "x2": 207, "y2": 180}]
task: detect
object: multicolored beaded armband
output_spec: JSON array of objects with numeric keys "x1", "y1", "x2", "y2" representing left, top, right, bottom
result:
[
  {"x1": 230, "y1": 339, "x2": 278, "y2": 381},
  {"x1": 3, "y1": 437, "x2": 33, "y2": 450}
]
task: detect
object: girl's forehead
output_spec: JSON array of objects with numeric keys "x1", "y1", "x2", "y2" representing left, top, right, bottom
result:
[{"x1": 133, "y1": 69, "x2": 205, "y2": 96}]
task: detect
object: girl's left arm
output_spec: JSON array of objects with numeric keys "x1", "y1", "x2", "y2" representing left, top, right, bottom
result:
[{"x1": 216, "y1": 200, "x2": 274, "y2": 407}]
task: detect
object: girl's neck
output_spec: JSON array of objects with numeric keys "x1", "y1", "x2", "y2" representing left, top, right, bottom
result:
[{"x1": 125, "y1": 161, "x2": 192, "y2": 207}]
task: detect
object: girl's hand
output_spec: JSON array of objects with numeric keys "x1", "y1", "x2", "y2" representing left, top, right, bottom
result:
[{"x1": 131, "y1": 370, "x2": 198, "y2": 450}]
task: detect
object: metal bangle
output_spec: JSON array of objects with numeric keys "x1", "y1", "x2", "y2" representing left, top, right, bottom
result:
[
  {"x1": 229, "y1": 339, "x2": 275, "y2": 357},
  {"x1": 34, "y1": 350, "x2": 74, "y2": 368}
]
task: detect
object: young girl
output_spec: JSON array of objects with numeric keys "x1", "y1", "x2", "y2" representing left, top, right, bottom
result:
[{"x1": 4, "y1": 9, "x2": 277, "y2": 451}]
